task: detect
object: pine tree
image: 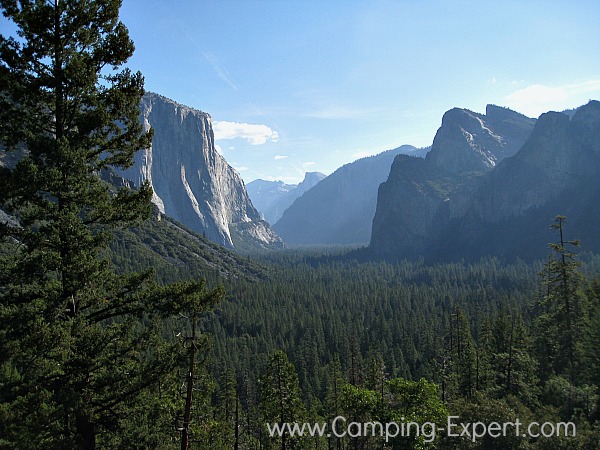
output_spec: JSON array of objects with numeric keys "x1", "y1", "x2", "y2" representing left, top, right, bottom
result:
[
  {"x1": 475, "y1": 317, "x2": 494, "y2": 392},
  {"x1": 324, "y1": 355, "x2": 345, "y2": 450},
  {"x1": 585, "y1": 299, "x2": 600, "y2": 419},
  {"x1": 0, "y1": 1, "x2": 223, "y2": 448},
  {"x1": 443, "y1": 307, "x2": 476, "y2": 399},
  {"x1": 534, "y1": 215, "x2": 588, "y2": 384},
  {"x1": 259, "y1": 351, "x2": 306, "y2": 450},
  {"x1": 177, "y1": 309, "x2": 221, "y2": 450},
  {"x1": 216, "y1": 367, "x2": 243, "y2": 450},
  {"x1": 490, "y1": 309, "x2": 538, "y2": 402}
]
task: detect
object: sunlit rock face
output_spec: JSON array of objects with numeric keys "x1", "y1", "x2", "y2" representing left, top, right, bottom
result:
[
  {"x1": 426, "y1": 105, "x2": 536, "y2": 174},
  {"x1": 372, "y1": 101, "x2": 600, "y2": 261},
  {"x1": 118, "y1": 92, "x2": 283, "y2": 249},
  {"x1": 370, "y1": 104, "x2": 539, "y2": 260}
]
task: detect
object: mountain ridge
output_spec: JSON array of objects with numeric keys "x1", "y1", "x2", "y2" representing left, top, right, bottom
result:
[
  {"x1": 371, "y1": 104, "x2": 538, "y2": 259},
  {"x1": 274, "y1": 145, "x2": 426, "y2": 245},
  {"x1": 371, "y1": 100, "x2": 600, "y2": 261},
  {"x1": 247, "y1": 171, "x2": 326, "y2": 225}
]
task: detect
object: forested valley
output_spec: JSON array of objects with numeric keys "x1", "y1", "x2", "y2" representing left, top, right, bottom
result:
[
  {"x1": 106, "y1": 217, "x2": 600, "y2": 449},
  {"x1": 1, "y1": 1, "x2": 599, "y2": 449}
]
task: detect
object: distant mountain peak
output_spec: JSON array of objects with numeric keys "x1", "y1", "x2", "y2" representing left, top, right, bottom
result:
[
  {"x1": 426, "y1": 105, "x2": 536, "y2": 174},
  {"x1": 299, "y1": 171, "x2": 326, "y2": 187},
  {"x1": 247, "y1": 172, "x2": 326, "y2": 225},
  {"x1": 485, "y1": 103, "x2": 533, "y2": 120}
]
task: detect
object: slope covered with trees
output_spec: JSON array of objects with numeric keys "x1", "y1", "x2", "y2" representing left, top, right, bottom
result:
[
  {"x1": 197, "y1": 224, "x2": 600, "y2": 449},
  {"x1": 1, "y1": 2, "x2": 599, "y2": 449}
]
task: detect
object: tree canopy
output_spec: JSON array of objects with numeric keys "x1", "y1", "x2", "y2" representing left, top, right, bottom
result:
[{"x1": 0, "y1": 1, "x2": 223, "y2": 448}]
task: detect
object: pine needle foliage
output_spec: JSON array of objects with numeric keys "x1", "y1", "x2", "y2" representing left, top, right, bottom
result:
[{"x1": 0, "y1": 1, "x2": 223, "y2": 448}]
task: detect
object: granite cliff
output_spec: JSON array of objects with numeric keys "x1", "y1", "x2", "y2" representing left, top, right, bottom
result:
[
  {"x1": 371, "y1": 101, "x2": 600, "y2": 261},
  {"x1": 370, "y1": 104, "x2": 537, "y2": 259},
  {"x1": 427, "y1": 105, "x2": 536, "y2": 173},
  {"x1": 118, "y1": 93, "x2": 283, "y2": 250},
  {"x1": 439, "y1": 100, "x2": 600, "y2": 260}
]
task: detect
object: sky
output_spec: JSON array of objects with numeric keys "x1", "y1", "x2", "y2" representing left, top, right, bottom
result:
[{"x1": 5, "y1": 1, "x2": 600, "y2": 184}]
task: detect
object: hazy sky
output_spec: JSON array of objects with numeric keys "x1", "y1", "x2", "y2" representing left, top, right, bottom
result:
[{"x1": 8, "y1": 1, "x2": 600, "y2": 184}]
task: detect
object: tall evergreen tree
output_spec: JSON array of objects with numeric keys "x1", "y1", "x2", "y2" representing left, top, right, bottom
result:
[
  {"x1": 259, "y1": 351, "x2": 306, "y2": 450},
  {"x1": 215, "y1": 367, "x2": 243, "y2": 450},
  {"x1": 0, "y1": 1, "x2": 223, "y2": 448},
  {"x1": 324, "y1": 355, "x2": 345, "y2": 450},
  {"x1": 443, "y1": 307, "x2": 476, "y2": 400},
  {"x1": 533, "y1": 216, "x2": 588, "y2": 384},
  {"x1": 475, "y1": 317, "x2": 494, "y2": 392}
]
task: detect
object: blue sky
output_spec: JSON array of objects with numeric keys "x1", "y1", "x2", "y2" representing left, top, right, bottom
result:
[{"x1": 6, "y1": 1, "x2": 600, "y2": 184}]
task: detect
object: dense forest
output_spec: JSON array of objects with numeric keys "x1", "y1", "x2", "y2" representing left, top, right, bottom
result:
[
  {"x1": 1, "y1": 1, "x2": 599, "y2": 449},
  {"x1": 190, "y1": 228, "x2": 600, "y2": 449},
  {"x1": 108, "y1": 215, "x2": 600, "y2": 449}
]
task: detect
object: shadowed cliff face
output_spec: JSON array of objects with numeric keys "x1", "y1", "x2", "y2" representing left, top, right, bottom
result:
[
  {"x1": 446, "y1": 101, "x2": 600, "y2": 260},
  {"x1": 370, "y1": 105, "x2": 537, "y2": 260},
  {"x1": 371, "y1": 101, "x2": 600, "y2": 261},
  {"x1": 118, "y1": 92, "x2": 283, "y2": 250},
  {"x1": 274, "y1": 146, "x2": 425, "y2": 245}
]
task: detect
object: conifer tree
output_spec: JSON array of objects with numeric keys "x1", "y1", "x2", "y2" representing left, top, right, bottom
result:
[
  {"x1": 239, "y1": 369, "x2": 261, "y2": 449},
  {"x1": 585, "y1": 300, "x2": 600, "y2": 419},
  {"x1": 259, "y1": 351, "x2": 306, "y2": 450},
  {"x1": 475, "y1": 317, "x2": 494, "y2": 392},
  {"x1": 490, "y1": 309, "x2": 538, "y2": 402},
  {"x1": 0, "y1": 1, "x2": 223, "y2": 447},
  {"x1": 534, "y1": 215, "x2": 588, "y2": 384},
  {"x1": 216, "y1": 367, "x2": 243, "y2": 450},
  {"x1": 324, "y1": 355, "x2": 345, "y2": 450},
  {"x1": 443, "y1": 307, "x2": 476, "y2": 399}
]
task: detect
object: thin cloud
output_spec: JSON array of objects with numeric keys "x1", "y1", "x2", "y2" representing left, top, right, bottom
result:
[
  {"x1": 174, "y1": 15, "x2": 240, "y2": 91},
  {"x1": 274, "y1": 155, "x2": 288, "y2": 160},
  {"x1": 213, "y1": 121, "x2": 279, "y2": 145},
  {"x1": 202, "y1": 51, "x2": 239, "y2": 90},
  {"x1": 505, "y1": 80, "x2": 600, "y2": 117}
]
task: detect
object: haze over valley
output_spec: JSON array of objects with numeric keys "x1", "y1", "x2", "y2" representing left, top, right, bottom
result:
[{"x1": 1, "y1": 1, "x2": 600, "y2": 448}]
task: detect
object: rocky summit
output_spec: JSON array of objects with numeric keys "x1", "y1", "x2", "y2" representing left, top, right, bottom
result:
[
  {"x1": 370, "y1": 104, "x2": 537, "y2": 260},
  {"x1": 426, "y1": 105, "x2": 536, "y2": 174},
  {"x1": 370, "y1": 101, "x2": 600, "y2": 261},
  {"x1": 117, "y1": 92, "x2": 283, "y2": 250}
]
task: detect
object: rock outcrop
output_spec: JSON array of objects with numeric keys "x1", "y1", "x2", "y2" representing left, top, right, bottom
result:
[
  {"x1": 427, "y1": 105, "x2": 536, "y2": 173},
  {"x1": 441, "y1": 100, "x2": 600, "y2": 260},
  {"x1": 370, "y1": 104, "x2": 537, "y2": 259},
  {"x1": 118, "y1": 92, "x2": 283, "y2": 250},
  {"x1": 371, "y1": 101, "x2": 600, "y2": 260}
]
